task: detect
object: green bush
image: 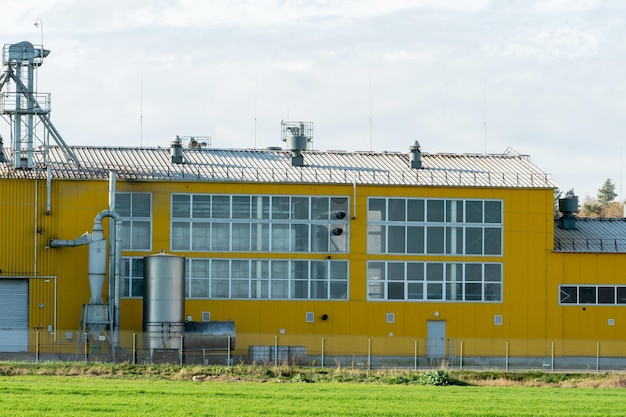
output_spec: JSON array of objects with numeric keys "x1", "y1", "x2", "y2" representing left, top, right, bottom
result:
[{"x1": 420, "y1": 370, "x2": 452, "y2": 386}]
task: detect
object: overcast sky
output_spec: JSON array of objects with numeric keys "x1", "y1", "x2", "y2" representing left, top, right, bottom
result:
[{"x1": 2, "y1": 0, "x2": 626, "y2": 200}]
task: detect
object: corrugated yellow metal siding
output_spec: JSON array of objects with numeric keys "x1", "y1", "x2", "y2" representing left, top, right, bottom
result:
[
  {"x1": 547, "y1": 252, "x2": 626, "y2": 342},
  {"x1": 13, "y1": 174, "x2": 620, "y2": 357},
  {"x1": 0, "y1": 179, "x2": 36, "y2": 275}
]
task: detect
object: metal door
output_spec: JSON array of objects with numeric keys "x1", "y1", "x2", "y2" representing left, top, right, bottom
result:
[
  {"x1": 426, "y1": 320, "x2": 446, "y2": 359},
  {"x1": 0, "y1": 279, "x2": 29, "y2": 352}
]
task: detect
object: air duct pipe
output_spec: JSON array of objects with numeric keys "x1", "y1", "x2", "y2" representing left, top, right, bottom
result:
[
  {"x1": 409, "y1": 140, "x2": 422, "y2": 169},
  {"x1": 49, "y1": 211, "x2": 122, "y2": 304}
]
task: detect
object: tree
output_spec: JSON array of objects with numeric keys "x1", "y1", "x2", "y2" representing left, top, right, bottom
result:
[
  {"x1": 580, "y1": 179, "x2": 622, "y2": 218},
  {"x1": 597, "y1": 179, "x2": 617, "y2": 205}
]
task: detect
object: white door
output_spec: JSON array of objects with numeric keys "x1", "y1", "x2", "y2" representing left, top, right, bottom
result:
[
  {"x1": 426, "y1": 320, "x2": 446, "y2": 359},
  {"x1": 0, "y1": 280, "x2": 29, "y2": 352}
]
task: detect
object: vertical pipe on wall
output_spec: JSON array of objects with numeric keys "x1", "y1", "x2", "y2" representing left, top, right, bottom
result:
[
  {"x1": 460, "y1": 340, "x2": 463, "y2": 370},
  {"x1": 34, "y1": 178, "x2": 38, "y2": 276},
  {"x1": 368, "y1": 338, "x2": 371, "y2": 370},
  {"x1": 596, "y1": 341, "x2": 600, "y2": 372},
  {"x1": 505, "y1": 341, "x2": 509, "y2": 373},
  {"x1": 321, "y1": 337, "x2": 325, "y2": 367},
  {"x1": 108, "y1": 171, "x2": 116, "y2": 342},
  {"x1": 352, "y1": 176, "x2": 357, "y2": 220},
  {"x1": 53, "y1": 276, "x2": 57, "y2": 342},
  {"x1": 46, "y1": 165, "x2": 51, "y2": 215}
]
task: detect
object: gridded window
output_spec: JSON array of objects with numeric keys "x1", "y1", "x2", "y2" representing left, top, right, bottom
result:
[
  {"x1": 560, "y1": 285, "x2": 626, "y2": 305},
  {"x1": 184, "y1": 258, "x2": 349, "y2": 300},
  {"x1": 117, "y1": 193, "x2": 152, "y2": 251},
  {"x1": 367, "y1": 261, "x2": 502, "y2": 302},
  {"x1": 171, "y1": 194, "x2": 349, "y2": 253},
  {"x1": 367, "y1": 197, "x2": 502, "y2": 256},
  {"x1": 121, "y1": 257, "x2": 144, "y2": 298}
]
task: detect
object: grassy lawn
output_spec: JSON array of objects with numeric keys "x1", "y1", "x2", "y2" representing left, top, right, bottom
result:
[{"x1": 2, "y1": 375, "x2": 626, "y2": 417}]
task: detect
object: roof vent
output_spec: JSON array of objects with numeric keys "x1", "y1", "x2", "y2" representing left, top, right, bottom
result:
[
  {"x1": 409, "y1": 140, "x2": 422, "y2": 169},
  {"x1": 281, "y1": 121, "x2": 313, "y2": 167},
  {"x1": 170, "y1": 135, "x2": 183, "y2": 164},
  {"x1": 558, "y1": 197, "x2": 578, "y2": 230}
]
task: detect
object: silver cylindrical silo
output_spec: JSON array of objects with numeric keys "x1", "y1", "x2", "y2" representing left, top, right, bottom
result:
[{"x1": 143, "y1": 253, "x2": 185, "y2": 351}]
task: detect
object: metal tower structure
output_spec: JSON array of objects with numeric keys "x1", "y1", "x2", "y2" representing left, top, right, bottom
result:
[{"x1": 0, "y1": 41, "x2": 77, "y2": 169}]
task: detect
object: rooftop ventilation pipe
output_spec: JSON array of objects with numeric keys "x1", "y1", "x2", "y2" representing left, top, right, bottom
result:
[
  {"x1": 285, "y1": 127, "x2": 306, "y2": 167},
  {"x1": 281, "y1": 121, "x2": 313, "y2": 167},
  {"x1": 558, "y1": 197, "x2": 578, "y2": 230},
  {"x1": 409, "y1": 140, "x2": 422, "y2": 169},
  {"x1": 171, "y1": 135, "x2": 183, "y2": 164}
]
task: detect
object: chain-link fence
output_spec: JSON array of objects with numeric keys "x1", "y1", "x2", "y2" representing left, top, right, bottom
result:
[{"x1": 2, "y1": 329, "x2": 626, "y2": 371}]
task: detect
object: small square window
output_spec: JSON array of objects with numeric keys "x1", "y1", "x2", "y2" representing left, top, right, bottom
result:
[
  {"x1": 201, "y1": 311, "x2": 211, "y2": 322},
  {"x1": 608, "y1": 318, "x2": 615, "y2": 326},
  {"x1": 494, "y1": 315, "x2": 503, "y2": 326},
  {"x1": 306, "y1": 312, "x2": 314, "y2": 323},
  {"x1": 386, "y1": 313, "x2": 395, "y2": 324}
]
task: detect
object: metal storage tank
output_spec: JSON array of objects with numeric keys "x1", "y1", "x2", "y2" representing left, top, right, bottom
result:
[{"x1": 143, "y1": 253, "x2": 185, "y2": 353}]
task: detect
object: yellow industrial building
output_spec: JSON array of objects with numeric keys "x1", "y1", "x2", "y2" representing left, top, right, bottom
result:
[{"x1": 2, "y1": 40, "x2": 626, "y2": 367}]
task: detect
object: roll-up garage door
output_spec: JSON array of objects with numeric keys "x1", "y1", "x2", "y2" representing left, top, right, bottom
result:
[{"x1": 0, "y1": 280, "x2": 29, "y2": 352}]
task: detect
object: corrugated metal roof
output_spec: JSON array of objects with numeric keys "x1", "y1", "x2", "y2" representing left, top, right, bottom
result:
[
  {"x1": 554, "y1": 217, "x2": 626, "y2": 253},
  {"x1": 0, "y1": 146, "x2": 556, "y2": 188}
]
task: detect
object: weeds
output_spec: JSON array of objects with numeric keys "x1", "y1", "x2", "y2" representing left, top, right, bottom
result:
[{"x1": 1, "y1": 361, "x2": 625, "y2": 388}]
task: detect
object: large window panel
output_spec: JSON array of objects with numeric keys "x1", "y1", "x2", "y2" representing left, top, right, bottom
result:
[
  {"x1": 212, "y1": 196, "x2": 230, "y2": 219},
  {"x1": 446, "y1": 200, "x2": 464, "y2": 222},
  {"x1": 368, "y1": 198, "x2": 386, "y2": 221},
  {"x1": 427, "y1": 200, "x2": 444, "y2": 222},
  {"x1": 172, "y1": 223, "x2": 190, "y2": 250},
  {"x1": 466, "y1": 201, "x2": 483, "y2": 223},
  {"x1": 117, "y1": 192, "x2": 152, "y2": 251},
  {"x1": 484, "y1": 228, "x2": 502, "y2": 255},
  {"x1": 407, "y1": 199, "x2": 424, "y2": 221},
  {"x1": 191, "y1": 223, "x2": 210, "y2": 250},
  {"x1": 192, "y1": 195, "x2": 211, "y2": 218},
  {"x1": 484, "y1": 201, "x2": 502, "y2": 223},
  {"x1": 232, "y1": 223, "x2": 251, "y2": 251},
  {"x1": 367, "y1": 197, "x2": 502, "y2": 256},
  {"x1": 367, "y1": 261, "x2": 502, "y2": 302},
  {"x1": 367, "y1": 225, "x2": 386, "y2": 253},
  {"x1": 172, "y1": 194, "x2": 349, "y2": 254},
  {"x1": 426, "y1": 227, "x2": 444, "y2": 254},
  {"x1": 407, "y1": 226, "x2": 425, "y2": 254},
  {"x1": 387, "y1": 226, "x2": 406, "y2": 253},
  {"x1": 465, "y1": 227, "x2": 483, "y2": 255},
  {"x1": 561, "y1": 285, "x2": 626, "y2": 306},
  {"x1": 388, "y1": 199, "x2": 406, "y2": 221}
]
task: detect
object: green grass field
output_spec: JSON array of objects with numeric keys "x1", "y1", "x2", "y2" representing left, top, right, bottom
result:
[{"x1": 2, "y1": 375, "x2": 626, "y2": 417}]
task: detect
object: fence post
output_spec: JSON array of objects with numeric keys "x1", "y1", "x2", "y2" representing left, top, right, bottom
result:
[
  {"x1": 274, "y1": 335, "x2": 278, "y2": 367},
  {"x1": 180, "y1": 335, "x2": 184, "y2": 366},
  {"x1": 414, "y1": 340, "x2": 418, "y2": 370},
  {"x1": 596, "y1": 341, "x2": 600, "y2": 372},
  {"x1": 35, "y1": 330, "x2": 39, "y2": 364},
  {"x1": 551, "y1": 341, "x2": 555, "y2": 372},
  {"x1": 132, "y1": 332, "x2": 136, "y2": 364},
  {"x1": 367, "y1": 338, "x2": 371, "y2": 370},
  {"x1": 227, "y1": 336, "x2": 231, "y2": 366},
  {"x1": 505, "y1": 341, "x2": 509, "y2": 373},
  {"x1": 460, "y1": 340, "x2": 463, "y2": 370},
  {"x1": 321, "y1": 337, "x2": 325, "y2": 368}
]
